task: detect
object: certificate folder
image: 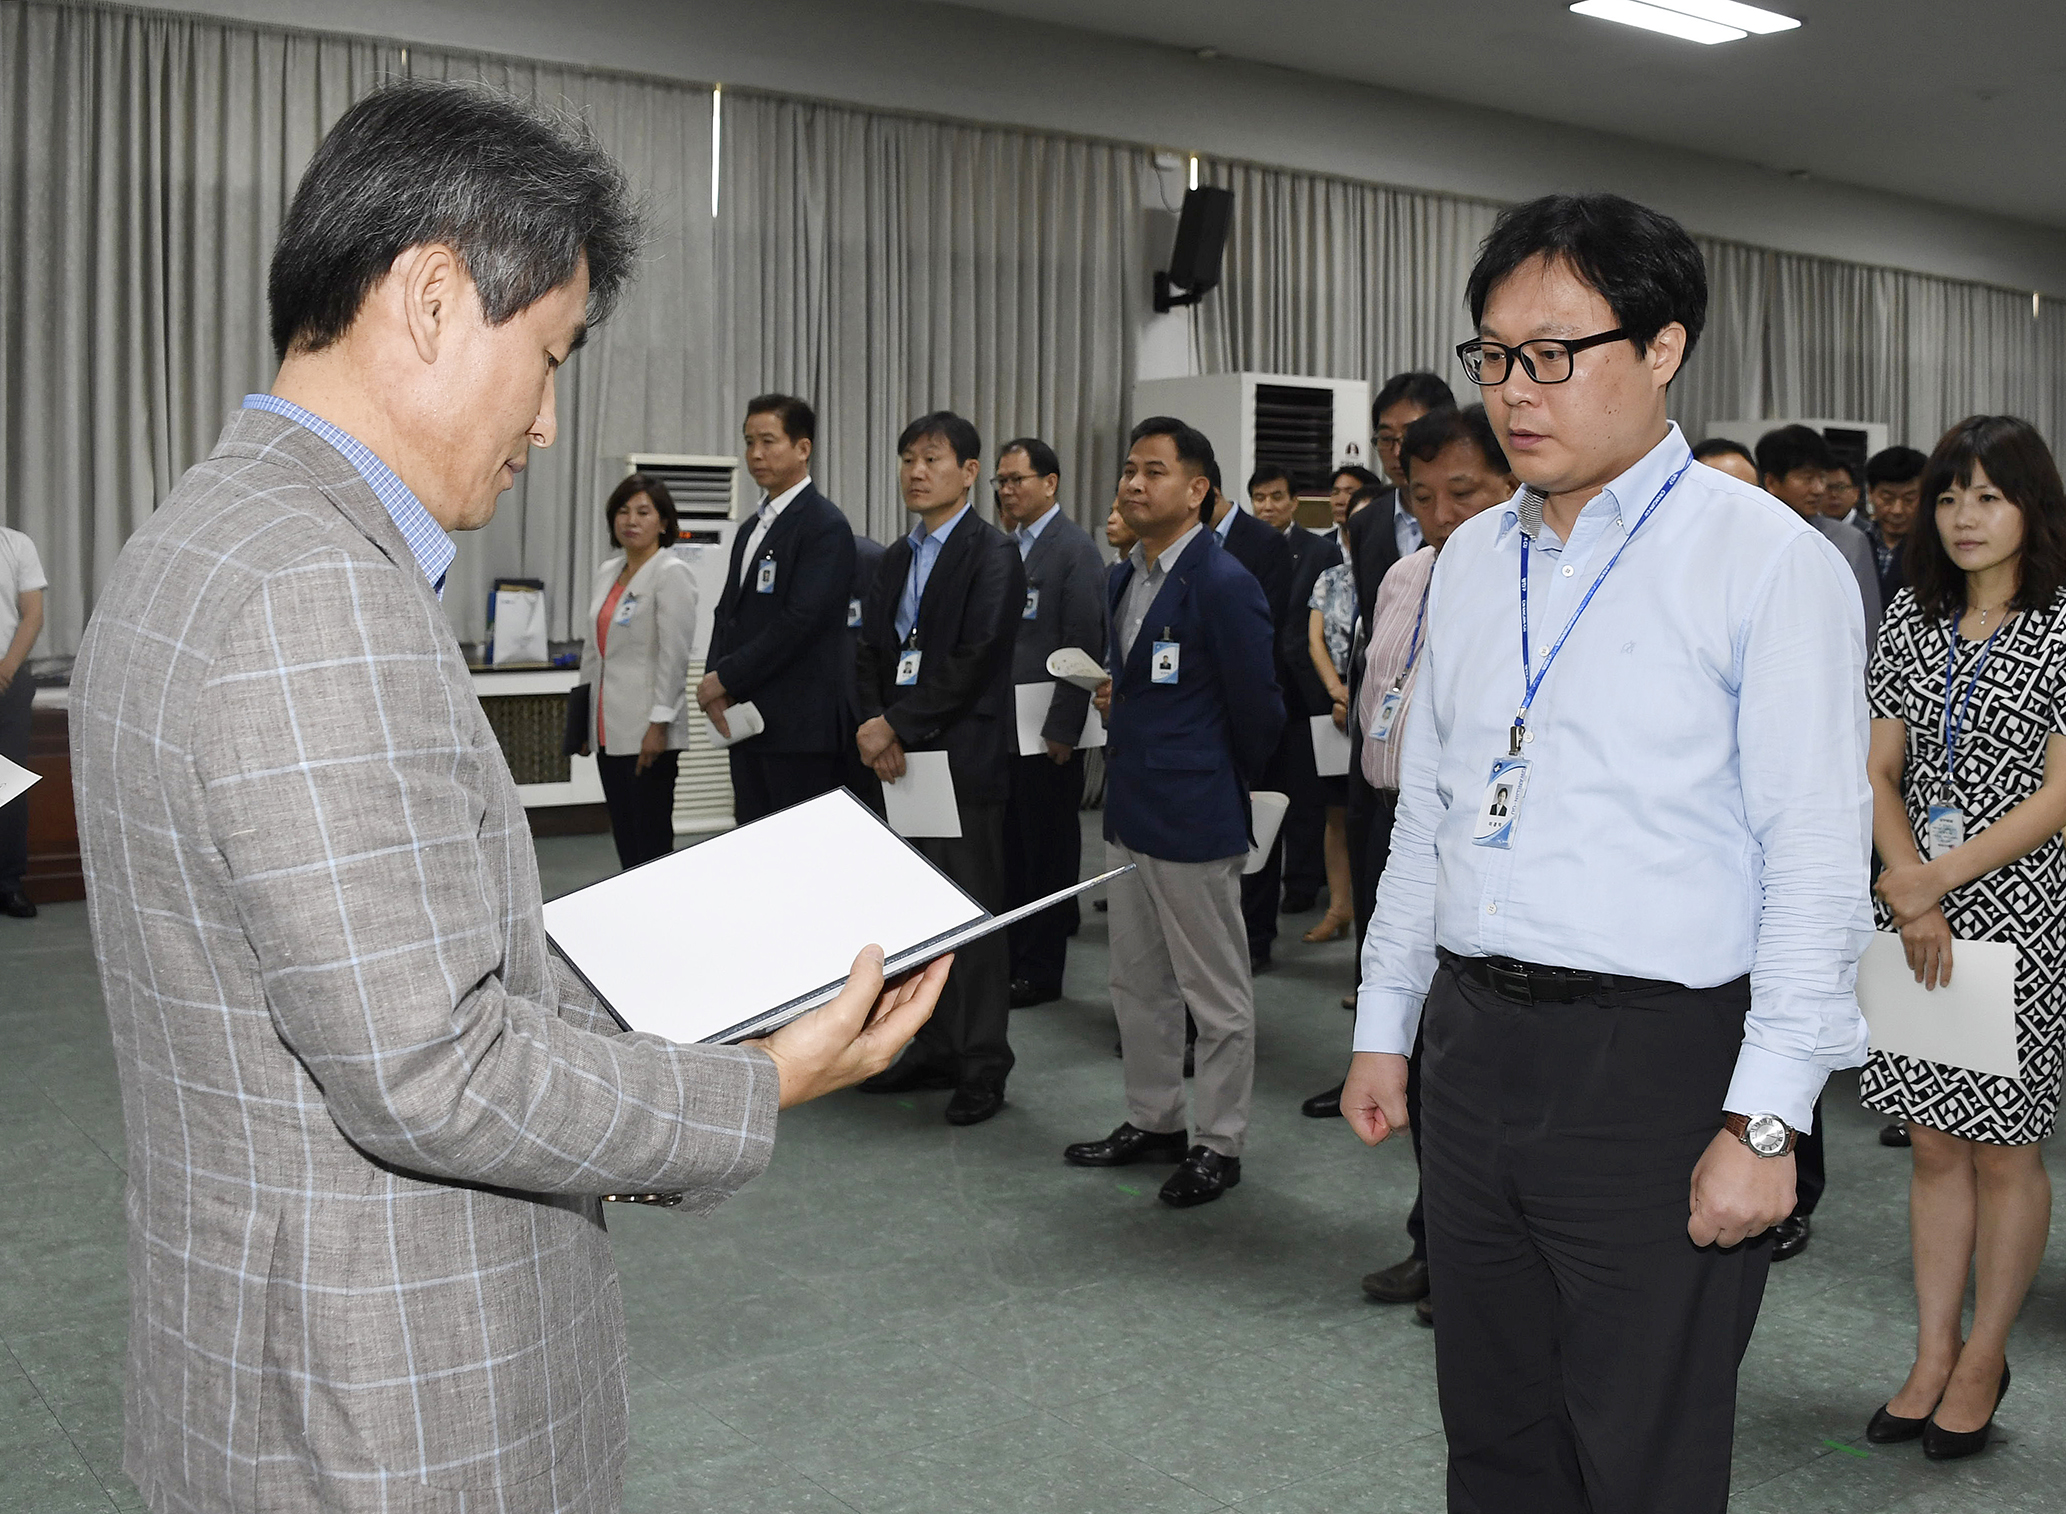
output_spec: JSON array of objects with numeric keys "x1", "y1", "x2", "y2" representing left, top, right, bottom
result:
[{"x1": 543, "y1": 788, "x2": 1127, "y2": 1045}]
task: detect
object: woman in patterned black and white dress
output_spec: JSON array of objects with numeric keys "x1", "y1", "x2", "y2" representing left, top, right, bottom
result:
[{"x1": 1860, "y1": 416, "x2": 2066, "y2": 1460}]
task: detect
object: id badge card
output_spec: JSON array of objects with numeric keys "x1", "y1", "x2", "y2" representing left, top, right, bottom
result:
[
  {"x1": 846, "y1": 596, "x2": 864, "y2": 628},
  {"x1": 1926, "y1": 803, "x2": 1965, "y2": 858},
  {"x1": 896, "y1": 649, "x2": 923, "y2": 686},
  {"x1": 1022, "y1": 587, "x2": 1040, "y2": 621},
  {"x1": 611, "y1": 593, "x2": 638, "y2": 628},
  {"x1": 755, "y1": 558, "x2": 778, "y2": 594},
  {"x1": 1151, "y1": 641, "x2": 1180, "y2": 684},
  {"x1": 1370, "y1": 687, "x2": 1405, "y2": 742},
  {"x1": 1470, "y1": 755, "x2": 1530, "y2": 849}
]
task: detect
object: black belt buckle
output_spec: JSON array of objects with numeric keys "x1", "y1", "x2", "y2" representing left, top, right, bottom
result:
[{"x1": 1485, "y1": 958, "x2": 1537, "y2": 1004}]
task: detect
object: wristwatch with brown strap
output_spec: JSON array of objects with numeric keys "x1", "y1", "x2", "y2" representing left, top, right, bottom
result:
[{"x1": 1723, "y1": 1111, "x2": 1799, "y2": 1157}]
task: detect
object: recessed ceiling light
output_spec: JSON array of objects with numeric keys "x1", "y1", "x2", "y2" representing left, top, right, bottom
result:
[{"x1": 1571, "y1": 0, "x2": 1803, "y2": 44}]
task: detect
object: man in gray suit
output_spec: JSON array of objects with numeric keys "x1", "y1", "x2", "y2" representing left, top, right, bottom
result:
[
  {"x1": 1757, "y1": 424, "x2": 1884, "y2": 634},
  {"x1": 994, "y1": 438, "x2": 1108, "y2": 1007},
  {"x1": 71, "y1": 82, "x2": 944, "y2": 1514}
]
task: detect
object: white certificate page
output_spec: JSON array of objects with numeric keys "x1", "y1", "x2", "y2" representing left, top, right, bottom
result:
[{"x1": 1855, "y1": 932, "x2": 2021, "y2": 1082}]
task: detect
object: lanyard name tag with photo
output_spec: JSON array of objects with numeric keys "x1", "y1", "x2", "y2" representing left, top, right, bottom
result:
[
  {"x1": 1151, "y1": 641, "x2": 1180, "y2": 684},
  {"x1": 847, "y1": 596, "x2": 863, "y2": 628},
  {"x1": 1926, "y1": 803, "x2": 1966, "y2": 858},
  {"x1": 896, "y1": 649, "x2": 923, "y2": 686},
  {"x1": 755, "y1": 558, "x2": 778, "y2": 594},
  {"x1": 612, "y1": 593, "x2": 638, "y2": 627},
  {"x1": 1370, "y1": 686, "x2": 1405, "y2": 741},
  {"x1": 1023, "y1": 587, "x2": 1040, "y2": 621},
  {"x1": 1471, "y1": 755, "x2": 1530, "y2": 848}
]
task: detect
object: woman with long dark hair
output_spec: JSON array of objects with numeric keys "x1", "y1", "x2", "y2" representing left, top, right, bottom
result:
[{"x1": 1861, "y1": 415, "x2": 2066, "y2": 1460}]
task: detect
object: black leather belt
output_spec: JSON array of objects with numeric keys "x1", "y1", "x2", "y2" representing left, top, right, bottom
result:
[{"x1": 1439, "y1": 948, "x2": 1682, "y2": 1005}]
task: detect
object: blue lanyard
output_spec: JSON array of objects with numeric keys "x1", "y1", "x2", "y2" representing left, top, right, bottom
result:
[
  {"x1": 1942, "y1": 613, "x2": 2008, "y2": 794},
  {"x1": 1394, "y1": 578, "x2": 1431, "y2": 689},
  {"x1": 1514, "y1": 459, "x2": 1692, "y2": 754}
]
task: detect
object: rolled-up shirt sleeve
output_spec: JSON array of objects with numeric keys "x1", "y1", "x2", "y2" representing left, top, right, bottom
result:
[
  {"x1": 1726, "y1": 532, "x2": 1874, "y2": 1131},
  {"x1": 1354, "y1": 610, "x2": 1445, "y2": 1054}
]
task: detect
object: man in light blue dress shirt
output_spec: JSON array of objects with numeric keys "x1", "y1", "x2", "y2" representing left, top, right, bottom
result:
[{"x1": 1343, "y1": 194, "x2": 1871, "y2": 1513}]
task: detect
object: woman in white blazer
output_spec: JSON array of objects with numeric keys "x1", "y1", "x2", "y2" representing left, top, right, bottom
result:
[{"x1": 577, "y1": 474, "x2": 699, "y2": 868}]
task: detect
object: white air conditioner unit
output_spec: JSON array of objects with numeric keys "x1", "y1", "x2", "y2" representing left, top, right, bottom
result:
[
  {"x1": 1705, "y1": 419, "x2": 1891, "y2": 477},
  {"x1": 1130, "y1": 373, "x2": 1373, "y2": 511},
  {"x1": 625, "y1": 453, "x2": 748, "y2": 837}
]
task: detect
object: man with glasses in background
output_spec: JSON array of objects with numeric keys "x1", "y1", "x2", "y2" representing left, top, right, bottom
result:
[
  {"x1": 994, "y1": 438, "x2": 1106, "y2": 1009},
  {"x1": 1343, "y1": 193, "x2": 1870, "y2": 1512}
]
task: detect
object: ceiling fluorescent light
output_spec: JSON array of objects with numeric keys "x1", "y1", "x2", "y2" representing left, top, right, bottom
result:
[
  {"x1": 1651, "y1": 0, "x2": 1801, "y2": 34},
  {"x1": 1569, "y1": 1, "x2": 1746, "y2": 44}
]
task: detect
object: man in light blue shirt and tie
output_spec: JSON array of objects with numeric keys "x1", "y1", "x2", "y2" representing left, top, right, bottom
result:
[{"x1": 1343, "y1": 194, "x2": 1871, "y2": 1513}]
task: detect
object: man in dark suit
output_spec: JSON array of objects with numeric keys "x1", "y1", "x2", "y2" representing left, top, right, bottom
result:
[
  {"x1": 841, "y1": 531, "x2": 888, "y2": 800},
  {"x1": 1064, "y1": 416, "x2": 1283, "y2": 1207},
  {"x1": 1347, "y1": 372, "x2": 1456, "y2": 631},
  {"x1": 994, "y1": 437, "x2": 1108, "y2": 1009},
  {"x1": 699, "y1": 394, "x2": 857, "y2": 823},
  {"x1": 853, "y1": 411, "x2": 1026, "y2": 1126},
  {"x1": 1255, "y1": 465, "x2": 1341, "y2": 915},
  {"x1": 1201, "y1": 464, "x2": 1294, "y2": 972}
]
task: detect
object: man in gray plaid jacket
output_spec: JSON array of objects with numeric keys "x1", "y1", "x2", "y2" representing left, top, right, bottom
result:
[{"x1": 71, "y1": 82, "x2": 944, "y2": 1514}]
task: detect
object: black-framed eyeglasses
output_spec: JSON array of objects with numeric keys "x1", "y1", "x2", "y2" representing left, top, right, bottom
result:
[
  {"x1": 990, "y1": 472, "x2": 1041, "y2": 489},
  {"x1": 1456, "y1": 329, "x2": 1628, "y2": 386}
]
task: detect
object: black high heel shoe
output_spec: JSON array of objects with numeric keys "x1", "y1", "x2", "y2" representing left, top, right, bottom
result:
[
  {"x1": 1923, "y1": 1363, "x2": 2011, "y2": 1461},
  {"x1": 1865, "y1": 1399, "x2": 1932, "y2": 1444}
]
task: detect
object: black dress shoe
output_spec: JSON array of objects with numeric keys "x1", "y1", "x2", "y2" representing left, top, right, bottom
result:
[
  {"x1": 1063, "y1": 1122, "x2": 1189, "y2": 1167},
  {"x1": 1769, "y1": 1213, "x2": 1811, "y2": 1262},
  {"x1": 1159, "y1": 1146, "x2": 1241, "y2": 1207},
  {"x1": 945, "y1": 1083, "x2": 1005, "y2": 1126},
  {"x1": 1249, "y1": 953, "x2": 1274, "y2": 975},
  {"x1": 1092, "y1": 898, "x2": 1108, "y2": 913},
  {"x1": 1302, "y1": 1083, "x2": 1344, "y2": 1119},
  {"x1": 1414, "y1": 1295, "x2": 1434, "y2": 1327},
  {"x1": 0, "y1": 889, "x2": 36, "y2": 919},
  {"x1": 1866, "y1": 1400, "x2": 1932, "y2": 1444},
  {"x1": 1280, "y1": 892, "x2": 1317, "y2": 914},
  {"x1": 1880, "y1": 1121, "x2": 1912, "y2": 1148},
  {"x1": 1009, "y1": 979, "x2": 1061, "y2": 1009},
  {"x1": 1362, "y1": 1255, "x2": 1430, "y2": 1303},
  {"x1": 1924, "y1": 1364, "x2": 2010, "y2": 1461},
  {"x1": 856, "y1": 1057, "x2": 955, "y2": 1094}
]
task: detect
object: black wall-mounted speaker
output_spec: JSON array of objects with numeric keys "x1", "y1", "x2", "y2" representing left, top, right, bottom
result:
[{"x1": 1155, "y1": 185, "x2": 1234, "y2": 312}]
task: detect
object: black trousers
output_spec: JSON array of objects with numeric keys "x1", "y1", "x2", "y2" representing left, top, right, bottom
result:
[
  {"x1": 1348, "y1": 779, "x2": 1397, "y2": 965},
  {"x1": 1793, "y1": 1094, "x2": 1826, "y2": 1217},
  {"x1": 0, "y1": 671, "x2": 32, "y2": 891},
  {"x1": 597, "y1": 751, "x2": 680, "y2": 871},
  {"x1": 1003, "y1": 751, "x2": 1085, "y2": 994},
  {"x1": 909, "y1": 804, "x2": 1013, "y2": 1087},
  {"x1": 1422, "y1": 958, "x2": 1770, "y2": 1514},
  {"x1": 729, "y1": 748, "x2": 844, "y2": 825},
  {"x1": 1280, "y1": 716, "x2": 1326, "y2": 902}
]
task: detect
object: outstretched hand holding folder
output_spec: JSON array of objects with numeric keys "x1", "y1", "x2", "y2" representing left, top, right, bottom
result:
[{"x1": 543, "y1": 788, "x2": 1128, "y2": 1046}]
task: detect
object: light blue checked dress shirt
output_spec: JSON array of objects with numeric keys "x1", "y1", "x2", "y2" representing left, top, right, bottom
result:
[
  {"x1": 242, "y1": 394, "x2": 456, "y2": 594},
  {"x1": 1356, "y1": 424, "x2": 1873, "y2": 1130},
  {"x1": 895, "y1": 501, "x2": 971, "y2": 643}
]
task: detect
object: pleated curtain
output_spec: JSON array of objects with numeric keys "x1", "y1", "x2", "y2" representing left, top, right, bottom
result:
[{"x1": 6, "y1": 0, "x2": 2066, "y2": 656}]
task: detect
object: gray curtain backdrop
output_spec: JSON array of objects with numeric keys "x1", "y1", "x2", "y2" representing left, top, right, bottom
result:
[{"x1": 6, "y1": 0, "x2": 2065, "y2": 656}]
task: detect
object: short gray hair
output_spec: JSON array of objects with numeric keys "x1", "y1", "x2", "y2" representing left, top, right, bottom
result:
[{"x1": 266, "y1": 80, "x2": 642, "y2": 359}]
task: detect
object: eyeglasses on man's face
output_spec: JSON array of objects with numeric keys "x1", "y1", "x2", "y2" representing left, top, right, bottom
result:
[
  {"x1": 991, "y1": 472, "x2": 1041, "y2": 489},
  {"x1": 1456, "y1": 328, "x2": 1628, "y2": 386}
]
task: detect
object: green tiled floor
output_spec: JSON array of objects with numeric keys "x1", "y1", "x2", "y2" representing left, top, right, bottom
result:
[{"x1": 4, "y1": 815, "x2": 2061, "y2": 1512}]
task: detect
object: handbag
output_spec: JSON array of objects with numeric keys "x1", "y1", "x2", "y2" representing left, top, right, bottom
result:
[{"x1": 562, "y1": 682, "x2": 591, "y2": 756}]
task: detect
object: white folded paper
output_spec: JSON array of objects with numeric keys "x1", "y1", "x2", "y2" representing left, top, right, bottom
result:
[
  {"x1": 1013, "y1": 683, "x2": 1107, "y2": 757},
  {"x1": 1856, "y1": 932, "x2": 2022, "y2": 1081},
  {"x1": 1045, "y1": 647, "x2": 1109, "y2": 691},
  {"x1": 1244, "y1": 790, "x2": 1290, "y2": 876},
  {"x1": 703, "y1": 699, "x2": 765, "y2": 749},
  {"x1": 541, "y1": 787, "x2": 1129, "y2": 1043},
  {"x1": 1310, "y1": 713, "x2": 1352, "y2": 778},
  {"x1": 0, "y1": 753, "x2": 38, "y2": 809},
  {"x1": 882, "y1": 749, "x2": 961, "y2": 838}
]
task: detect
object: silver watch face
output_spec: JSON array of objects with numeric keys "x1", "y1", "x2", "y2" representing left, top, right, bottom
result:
[{"x1": 1744, "y1": 1113, "x2": 1790, "y2": 1156}]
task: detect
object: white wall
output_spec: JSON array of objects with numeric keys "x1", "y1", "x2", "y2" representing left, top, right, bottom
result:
[{"x1": 175, "y1": 0, "x2": 2066, "y2": 293}]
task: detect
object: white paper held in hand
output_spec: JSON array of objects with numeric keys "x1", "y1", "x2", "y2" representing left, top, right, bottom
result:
[
  {"x1": 0, "y1": 753, "x2": 38, "y2": 809},
  {"x1": 1013, "y1": 683, "x2": 1106, "y2": 757},
  {"x1": 1243, "y1": 791, "x2": 1289, "y2": 876},
  {"x1": 1310, "y1": 713, "x2": 1352, "y2": 778},
  {"x1": 1855, "y1": 932, "x2": 2021, "y2": 1081},
  {"x1": 1045, "y1": 646, "x2": 1109, "y2": 691},
  {"x1": 541, "y1": 788, "x2": 1129, "y2": 1043},
  {"x1": 882, "y1": 749, "x2": 961, "y2": 838},
  {"x1": 703, "y1": 699, "x2": 764, "y2": 749}
]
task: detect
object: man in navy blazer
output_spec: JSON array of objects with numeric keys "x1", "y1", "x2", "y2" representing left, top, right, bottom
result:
[
  {"x1": 699, "y1": 394, "x2": 858, "y2": 822},
  {"x1": 852, "y1": 412, "x2": 1026, "y2": 1126},
  {"x1": 1063, "y1": 417, "x2": 1283, "y2": 1207}
]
